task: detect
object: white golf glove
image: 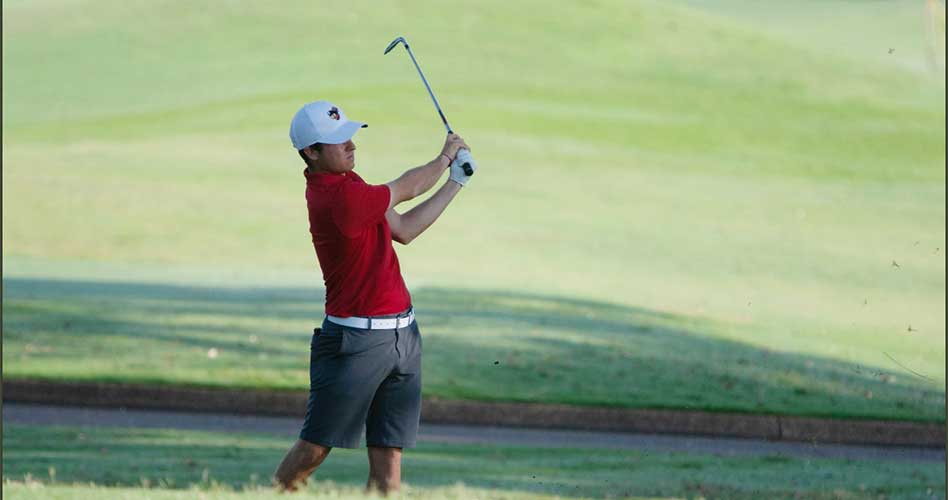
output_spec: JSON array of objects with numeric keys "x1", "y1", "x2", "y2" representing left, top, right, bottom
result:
[{"x1": 449, "y1": 149, "x2": 477, "y2": 186}]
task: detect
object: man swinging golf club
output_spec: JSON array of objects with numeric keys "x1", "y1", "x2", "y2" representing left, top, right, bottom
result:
[{"x1": 272, "y1": 98, "x2": 474, "y2": 494}]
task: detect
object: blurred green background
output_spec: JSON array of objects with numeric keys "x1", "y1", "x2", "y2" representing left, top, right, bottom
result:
[{"x1": 3, "y1": 0, "x2": 945, "y2": 423}]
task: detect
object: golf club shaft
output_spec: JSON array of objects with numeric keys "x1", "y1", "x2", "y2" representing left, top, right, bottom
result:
[
  {"x1": 405, "y1": 46, "x2": 473, "y2": 175},
  {"x1": 389, "y1": 37, "x2": 473, "y2": 175},
  {"x1": 403, "y1": 45, "x2": 453, "y2": 134}
]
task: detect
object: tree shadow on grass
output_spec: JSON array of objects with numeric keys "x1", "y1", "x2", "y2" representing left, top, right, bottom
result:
[
  {"x1": 2, "y1": 278, "x2": 322, "y2": 387},
  {"x1": 409, "y1": 288, "x2": 945, "y2": 421},
  {"x1": 2, "y1": 277, "x2": 945, "y2": 420}
]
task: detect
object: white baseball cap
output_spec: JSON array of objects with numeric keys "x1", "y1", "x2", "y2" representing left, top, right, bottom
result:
[{"x1": 289, "y1": 100, "x2": 367, "y2": 150}]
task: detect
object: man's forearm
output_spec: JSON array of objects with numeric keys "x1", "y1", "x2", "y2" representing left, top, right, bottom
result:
[
  {"x1": 393, "y1": 156, "x2": 450, "y2": 203},
  {"x1": 397, "y1": 181, "x2": 462, "y2": 243}
]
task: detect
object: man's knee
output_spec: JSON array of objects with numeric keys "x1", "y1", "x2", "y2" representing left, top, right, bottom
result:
[{"x1": 274, "y1": 440, "x2": 331, "y2": 491}]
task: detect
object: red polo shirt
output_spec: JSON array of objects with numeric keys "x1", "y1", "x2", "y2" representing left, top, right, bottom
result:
[{"x1": 305, "y1": 169, "x2": 411, "y2": 317}]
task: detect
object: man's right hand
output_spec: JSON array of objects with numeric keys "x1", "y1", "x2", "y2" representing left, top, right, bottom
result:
[{"x1": 440, "y1": 133, "x2": 470, "y2": 162}]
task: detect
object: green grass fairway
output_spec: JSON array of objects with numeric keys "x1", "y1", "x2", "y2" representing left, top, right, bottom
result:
[
  {"x1": 1, "y1": 484, "x2": 562, "y2": 500},
  {"x1": 3, "y1": 0, "x2": 945, "y2": 421},
  {"x1": 3, "y1": 425, "x2": 945, "y2": 500}
]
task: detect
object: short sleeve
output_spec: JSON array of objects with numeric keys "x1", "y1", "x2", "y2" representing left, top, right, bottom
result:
[{"x1": 331, "y1": 181, "x2": 391, "y2": 238}]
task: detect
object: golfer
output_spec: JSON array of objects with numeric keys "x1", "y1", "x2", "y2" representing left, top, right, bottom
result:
[{"x1": 274, "y1": 101, "x2": 473, "y2": 494}]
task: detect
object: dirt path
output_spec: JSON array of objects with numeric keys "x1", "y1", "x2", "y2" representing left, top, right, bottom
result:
[
  {"x1": 5, "y1": 403, "x2": 943, "y2": 463},
  {"x1": 7, "y1": 379, "x2": 945, "y2": 448}
]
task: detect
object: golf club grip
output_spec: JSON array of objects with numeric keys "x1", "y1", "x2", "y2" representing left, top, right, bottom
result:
[{"x1": 462, "y1": 163, "x2": 473, "y2": 176}]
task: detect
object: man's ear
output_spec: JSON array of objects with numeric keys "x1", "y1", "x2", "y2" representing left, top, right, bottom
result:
[{"x1": 304, "y1": 146, "x2": 319, "y2": 163}]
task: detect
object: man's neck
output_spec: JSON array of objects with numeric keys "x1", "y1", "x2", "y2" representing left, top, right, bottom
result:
[{"x1": 308, "y1": 166, "x2": 349, "y2": 176}]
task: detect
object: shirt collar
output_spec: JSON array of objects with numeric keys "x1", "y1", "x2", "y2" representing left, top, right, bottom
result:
[{"x1": 304, "y1": 168, "x2": 357, "y2": 186}]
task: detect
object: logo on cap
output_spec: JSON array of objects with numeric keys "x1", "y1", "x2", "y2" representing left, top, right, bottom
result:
[{"x1": 328, "y1": 107, "x2": 340, "y2": 120}]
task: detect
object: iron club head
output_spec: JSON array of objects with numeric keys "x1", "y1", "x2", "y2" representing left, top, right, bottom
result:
[{"x1": 384, "y1": 36, "x2": 408, "y2": 55}]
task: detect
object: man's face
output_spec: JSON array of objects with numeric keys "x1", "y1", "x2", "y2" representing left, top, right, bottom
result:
[{"x1": 312, "y1": 140, "x2": 356, "y2": 173}]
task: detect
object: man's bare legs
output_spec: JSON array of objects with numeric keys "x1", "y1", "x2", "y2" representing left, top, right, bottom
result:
[
  {"x1": 274, "y1": 439, "x2": 331, "y2": 491},
  {"x1": 366, "y1": 446, "x2": 402, "y2": 494}
]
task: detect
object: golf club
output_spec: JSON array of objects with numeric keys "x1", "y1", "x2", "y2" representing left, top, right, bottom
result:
[{"x1": 384, "y1": 36, "x2": 474, "y2": 176}]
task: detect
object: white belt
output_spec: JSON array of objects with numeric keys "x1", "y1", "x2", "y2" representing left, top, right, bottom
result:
[{"x1": 327, "y1": 310, "x2": 415, "y2": 330}]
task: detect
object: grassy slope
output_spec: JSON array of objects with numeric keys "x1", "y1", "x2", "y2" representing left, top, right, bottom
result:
[
  {"x1": 3, "y1": 275, "x2": 946, "y2": 421},
  {"x1": 3, "y1": 425, "x2": 944, "y2": 500},
  {"x1": 2, "y1": 0, "x2": 945, "y2": 419},
  {"x1": 685, "y1": 0, "x2": 946, "y2": 73}
]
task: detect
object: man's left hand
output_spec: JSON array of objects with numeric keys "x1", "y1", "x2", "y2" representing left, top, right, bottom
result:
[{"x1": 449, "y1": 149, "x2": 477, "y2": 186}]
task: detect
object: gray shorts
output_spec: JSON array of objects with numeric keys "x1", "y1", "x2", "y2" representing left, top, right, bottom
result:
[{"x1": 299, "y1": 310, "x2": 422, "y2": 449}]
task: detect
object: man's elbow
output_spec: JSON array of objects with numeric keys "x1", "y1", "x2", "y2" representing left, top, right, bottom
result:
[{"x1": 392, "y1": 231, "x2": 415, "y2": 245}]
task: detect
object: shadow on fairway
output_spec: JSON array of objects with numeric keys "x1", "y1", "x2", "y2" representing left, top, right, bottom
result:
[{"x1": 2, "y1": 277, "x2": 945, "y2": 421}]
